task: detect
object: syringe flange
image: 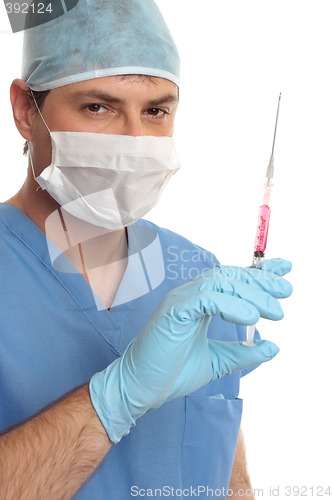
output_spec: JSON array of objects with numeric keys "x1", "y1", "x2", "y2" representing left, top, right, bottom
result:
[{"x1": 252, "y1": 251, "x2": 265, "y2": 269}]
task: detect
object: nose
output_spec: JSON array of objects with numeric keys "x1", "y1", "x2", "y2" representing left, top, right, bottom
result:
[{"x1": 119, "y1": 112, "x2": 144, "y2": 136}]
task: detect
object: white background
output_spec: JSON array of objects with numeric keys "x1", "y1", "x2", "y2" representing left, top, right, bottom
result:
[{"x1": 1, "y1": 1, "x2": 332, "y2": 497}]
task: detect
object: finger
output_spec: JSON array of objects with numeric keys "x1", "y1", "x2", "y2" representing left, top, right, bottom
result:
[
  {"x1": 188, "y1": 265, "x2": 292, "y2": 300},
  {"x1": 261, "y1": 258, "x2": 292, "y2": 276},
  {"x1": 244, "y1": 267, "x2": 293, "y2": 298},
  {"x1": 220, "y1": 266, "x2": 293, "y2": 299},
  {"x1": 209, "y1": 339, "x2": 280, "y2": 378},
  {"x1": 172, "y1": 291, "x2": 260, "y2": 326},
  {"x1": 201, "y1": 278, "x2": 284, "y2": 320}
]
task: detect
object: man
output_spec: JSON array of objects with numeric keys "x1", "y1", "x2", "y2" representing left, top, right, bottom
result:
[{"x1": 0, "y1": 1, "x2": 292, "y2": 498}]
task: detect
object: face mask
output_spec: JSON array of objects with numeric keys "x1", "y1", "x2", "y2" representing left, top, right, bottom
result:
[{"x1": 30, "y1": 123, "x2": 180, "y2": 230}]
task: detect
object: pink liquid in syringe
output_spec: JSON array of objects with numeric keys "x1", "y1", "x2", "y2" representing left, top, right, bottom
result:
[{"x1": 254, "y1": 203, "x2": 271, "y2": 253}]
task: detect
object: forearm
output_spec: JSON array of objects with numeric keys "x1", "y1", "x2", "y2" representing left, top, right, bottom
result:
[
  {"x1": 0, "y1": 384, "x2": 111, "y2": 500},
  {"x1": 227, "y1": 431, "x2": 254, "y2": 499}
]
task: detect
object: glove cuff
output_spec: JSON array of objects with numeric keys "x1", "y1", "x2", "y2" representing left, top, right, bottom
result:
[{"x1": 89, "y1": 359, "x2": 136, "y2": 444}]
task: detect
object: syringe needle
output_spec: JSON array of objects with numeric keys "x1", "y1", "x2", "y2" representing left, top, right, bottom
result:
[
  {"x1": 271, "y1": 92, "x2": 281, "y2": 157},
  {"x1": 266, "y1": 92, "x2": 281, "y2": 183}
]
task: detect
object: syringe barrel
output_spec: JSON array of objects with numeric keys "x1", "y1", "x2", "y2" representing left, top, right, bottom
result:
[{"x1": 254, "y1": 204, "x2": 271, "y2": 253}]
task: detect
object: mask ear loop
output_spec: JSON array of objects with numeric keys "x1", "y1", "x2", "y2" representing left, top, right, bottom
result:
[
  {"x1": 28, "y1": 89, "x2": 51, "y2": 188},
  {"x1": 30, "y1": 90, "x2": 51, "y2": 133}
]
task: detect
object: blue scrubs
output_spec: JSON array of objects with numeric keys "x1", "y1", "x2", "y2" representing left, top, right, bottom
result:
[{"x1": 0, "y1": 203, "x2": 249, "y2": 499}]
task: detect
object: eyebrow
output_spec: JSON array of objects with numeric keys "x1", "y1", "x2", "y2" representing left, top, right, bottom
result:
[{"x1": 67, "y1": 90, "x2": 179, "y2": 107}]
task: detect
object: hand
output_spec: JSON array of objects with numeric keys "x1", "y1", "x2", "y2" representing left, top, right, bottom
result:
[{"x1": 90, "y1": 258, "x2": 292, "y2": 443}]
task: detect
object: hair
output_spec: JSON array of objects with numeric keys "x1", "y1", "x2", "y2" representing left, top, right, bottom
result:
[{"x1": 23, "y1": 89, "x2": 50, "y2": 155}]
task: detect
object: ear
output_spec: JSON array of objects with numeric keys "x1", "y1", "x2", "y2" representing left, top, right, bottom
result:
[{"x1": 10, "y1": 79, "x2": 35, "y2": 141}]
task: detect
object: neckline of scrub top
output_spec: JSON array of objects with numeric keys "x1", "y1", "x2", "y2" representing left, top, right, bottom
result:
[
  {"x1": 44, "y1": 211, "x2": 165, "y2": 310},
  {"x1": 0, "y1": 203, "x2": 164, "y2": 354}
]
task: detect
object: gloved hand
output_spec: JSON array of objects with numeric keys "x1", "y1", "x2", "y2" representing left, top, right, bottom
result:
[{"x1": 90, "y1": 258, "x2": 292, "y2": 443}]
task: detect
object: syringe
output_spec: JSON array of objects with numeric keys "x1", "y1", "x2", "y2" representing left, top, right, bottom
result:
[{"x1": 245, "y1": 93, "x2": 281, "y2": 345}]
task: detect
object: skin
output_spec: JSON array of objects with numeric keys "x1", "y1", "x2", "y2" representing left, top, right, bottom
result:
[
  {"x1": 1, "y1": 75, "x2": 254, "y2": 499},
  {"x1": 228, "y1": 432, "x2": 255, "y2": 499}
]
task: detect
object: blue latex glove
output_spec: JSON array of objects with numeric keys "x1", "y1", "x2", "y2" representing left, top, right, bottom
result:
[{"x1": 90, "y1": 258, "x2": 292, "y2": 443}]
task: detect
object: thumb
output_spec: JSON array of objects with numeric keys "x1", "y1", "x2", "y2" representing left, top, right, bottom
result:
[{"x1": 209, "y1": 339, "x2": 280, "y2": 378}]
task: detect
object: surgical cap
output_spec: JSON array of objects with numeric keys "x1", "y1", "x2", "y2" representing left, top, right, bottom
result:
[{"x1": 21, "y1": 0, "x2": 180, "y2": 91}]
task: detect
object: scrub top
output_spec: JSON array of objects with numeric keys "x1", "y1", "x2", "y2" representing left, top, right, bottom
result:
[{"x1": 0, "y1": 203, "x2": 250, "y2": 499}]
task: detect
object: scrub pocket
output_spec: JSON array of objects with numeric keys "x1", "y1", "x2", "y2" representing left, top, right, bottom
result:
[{"x1": 181, "y1": 396, "x2": 243, "y2": 497}]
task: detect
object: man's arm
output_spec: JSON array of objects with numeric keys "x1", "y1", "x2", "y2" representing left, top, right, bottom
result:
[
  {"x1": 0, "y1": 385, "x2": 111, "y2": 500},
  {"x1": 228, "y1": 430, "x2": 255, "y2": 499}
]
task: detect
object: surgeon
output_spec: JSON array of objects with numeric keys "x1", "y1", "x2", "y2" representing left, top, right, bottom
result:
[{"x1": 0, "y1": 1, "x2": 292, "y2": 499}]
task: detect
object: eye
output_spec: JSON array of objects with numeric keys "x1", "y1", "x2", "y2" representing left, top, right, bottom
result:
[
  {"x1": 85, "y1": 104, "x2": 108, "y2": 114},
  {"x1": 146, "y1": 107, "x2": 168, "y2": 117}
]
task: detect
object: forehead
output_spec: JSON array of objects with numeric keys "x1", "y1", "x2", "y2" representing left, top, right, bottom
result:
[{"x1": 49, "y1": 75, "x2": 179, "y2": 101}]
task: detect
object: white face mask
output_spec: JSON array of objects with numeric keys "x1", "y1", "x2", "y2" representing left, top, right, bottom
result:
[{"x1": 30, "y1": 129, "x2": 180, "y2": 230}]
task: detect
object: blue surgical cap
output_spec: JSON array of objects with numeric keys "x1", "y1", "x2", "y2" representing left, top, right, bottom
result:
[{"x1": 22, "y1": 0, "x2": 180, "y2": 90}]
